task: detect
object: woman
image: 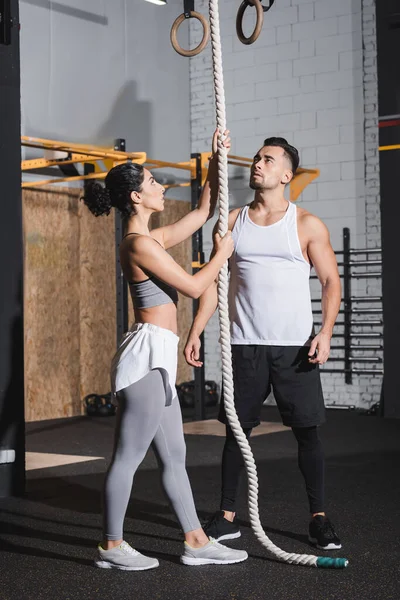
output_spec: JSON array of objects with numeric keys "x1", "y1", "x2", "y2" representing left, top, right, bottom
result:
[{"x1": 82, "y1": 131, "x2": 248, "y2": 571}]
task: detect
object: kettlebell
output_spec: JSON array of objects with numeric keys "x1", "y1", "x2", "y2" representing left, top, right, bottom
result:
[
  {"x1": 97, "y1": 396, "x2": 117, "y2": 417},
  {"x1": 84, "y1": 393, "x2": 116, "y2": 417},
  {"x1": 84, "y1": 394, "x2": 102, "y2": 416}
]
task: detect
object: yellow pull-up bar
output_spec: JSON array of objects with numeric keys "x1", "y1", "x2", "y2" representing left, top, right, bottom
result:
[{"x1": 21, "y1": 136, "x2": 320, "y2": 201}]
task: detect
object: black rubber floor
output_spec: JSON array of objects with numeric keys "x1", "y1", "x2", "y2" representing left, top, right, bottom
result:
[{"x1": 1, "y1": 407, "x2": 399, "y2": 600}]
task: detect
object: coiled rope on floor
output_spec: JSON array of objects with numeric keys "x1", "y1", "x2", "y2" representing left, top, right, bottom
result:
[{"x1": 208, "y1": 0, "x2": 348, "y2": 569}]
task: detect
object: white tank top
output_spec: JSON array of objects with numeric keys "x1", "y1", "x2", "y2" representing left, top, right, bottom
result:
[{"x1": 228, "y1": 202, "x2": 314, "y2": 346}]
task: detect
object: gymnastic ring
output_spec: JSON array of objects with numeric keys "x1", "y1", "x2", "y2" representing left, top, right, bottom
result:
[
  {"x1": 170, "y1": 11, "x2": 210, "y2": 57},
  {"x1": 236, "y1": 0, "x2": 265, "y2": 46}
]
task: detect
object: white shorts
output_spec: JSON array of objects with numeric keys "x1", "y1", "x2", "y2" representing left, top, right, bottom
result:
[{"x1": 110, "y1": 322, "x2": 179, "y2": 406}]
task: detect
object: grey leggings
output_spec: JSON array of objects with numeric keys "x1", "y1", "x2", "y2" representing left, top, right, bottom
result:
[{"x1": 103, "y1": 369, "x2": 201, "y2": 540}]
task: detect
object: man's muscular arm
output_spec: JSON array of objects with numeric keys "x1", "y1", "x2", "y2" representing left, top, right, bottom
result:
[{"x1": 302, "y1": 214, "x2": 341, "y2": 365}]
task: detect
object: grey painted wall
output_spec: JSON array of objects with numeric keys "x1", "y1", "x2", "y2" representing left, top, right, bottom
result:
[{"x1": 20, "y1": 0, "x2": 191, "y2": 192}]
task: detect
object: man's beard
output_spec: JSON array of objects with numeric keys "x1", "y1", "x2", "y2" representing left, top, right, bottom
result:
[
  {"x1": 249, "y1": 177, "x2": 265, "y2": 190},
  {"x1": 249, "y1": 175, "x2": 280, "y2": 191}
]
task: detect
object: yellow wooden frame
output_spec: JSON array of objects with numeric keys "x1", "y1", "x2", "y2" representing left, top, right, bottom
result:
[
  {"x1": 21, "y1": 136, "x2": 320, "y2": 200},
  {"x1": 379, "y1": 144, "x2": 400, "y2": 152},
  {"x1": 21, "y1": 136, "x2": 197, "y2": 189}
]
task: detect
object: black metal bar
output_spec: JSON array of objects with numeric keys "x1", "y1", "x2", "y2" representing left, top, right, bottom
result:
[
  {"x1": 312, "y1": 272, "x2": 383, "y2": 280},
  {"x1": 350, "y1": 296, "x2": 382, "y2": 302},
  {"x1": 335, "y1": 260, "x2": 382, "y2": 267},
  {"x1": 311, "y1": 296, "x2": 383, "y2": 303},
  {"x1": 0, "y1": 0, "x2": 12, "y2": 45},
  {"x1": 343, "y1": 228, "x2": 352, "y2": 383},
  {"x1": 325, "y1": 357, "x2": 384, "y2": 363},
  {"x1": 114, "y1": 138, "x2": 128, "y2": 345},
  {"x1": 349, "y1": 357, "x2": 382, "y2": 362},
  {"x1": 0, "y1": 0, "x2": 25, "y2": 498},
  {"x1": 313, "y1": 309, "x2": 343, "y2": 315},
  {"x1": 351, "y1": 272, "x2": 382, "y2": 278},
  {"x1": 350, "y1": 333, "x2": 383, "y2": 338},
  {"x1": 319, "y1": 320, "x2": 383, "y2": 327},
  {"x1": 349, "y1": 260, "x2": 382, "y2": 267},
  {"x1": 83, "y1": 162, "x2": 95, "y2": 187},
  {"x1": 378, "y1": 0, "x2": 400, "y2": 417},
  {"x1": 351, "y1": 308, "x2": 383, "y2": 314},
  {"x1": 330, "y1": 345, "x2": 383, "y2": 350},
  {"x1": 313, "y1": 308, "x2": 382, "y2": 315},
  {"x1": 329, "y1": 354, "x2": 384, "y2": 361},
  {"x1": 352, "y1": 345, "x2": 383, "y2": 350},
  {"x1": 59, "y1": 161, "x2": 80, "y2": 178},
  {"x1": 115, "y1": 213, "x2": 128, "y2": 343},
  {"x1": 321, "y1": 368, "x2": 384, "y2": 374},
  {"x1": 349, "y1": 248, "x2": 382, "y2": 255},
  {"x1": 350, "y1": 320, "x2": 383, "y2": 325},
  {"x1": 191, "y1": 153, "x2": 205, "y2": 422},
  {"x1": 332, "y1": 332, "x2": 383, "y2": 339},
  {"x1": 335, "y1": 248, "x2": 382, "y2": 255},
  {"x1": 379, "y1": 113, "x2": 400, "y2": 120},
  {"x1": 351, "y1": 368, "x2": 383, "y2": 374}
]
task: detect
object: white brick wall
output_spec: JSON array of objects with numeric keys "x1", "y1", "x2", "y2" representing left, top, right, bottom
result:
[
  {"x1": 189, "y1": 0, "x2": 381, "y2": 409},
  {"x1": 358, "y1": 0, "x2": 382, "y2": 406}
]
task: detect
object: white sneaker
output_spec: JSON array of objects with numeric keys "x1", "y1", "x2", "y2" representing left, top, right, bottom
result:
[
  {"x1": 95, "y1": 541, "x2": 159, "y2": 571},
  {"x1": 181, "y1": 537, "x2": 248, "y2": 566}
]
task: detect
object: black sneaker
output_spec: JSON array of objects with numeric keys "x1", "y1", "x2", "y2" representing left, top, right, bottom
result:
[
  {"x1": 203, "y1": 511, "x2": 241, "y2": 542},
  {"x1": 308, "y1": 515, "x2": 342, "y2": 550}
]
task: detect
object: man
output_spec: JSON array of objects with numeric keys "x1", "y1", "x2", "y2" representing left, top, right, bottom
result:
[{"x1": 184, "y1": 137, "x2": 342, "y2": 550}]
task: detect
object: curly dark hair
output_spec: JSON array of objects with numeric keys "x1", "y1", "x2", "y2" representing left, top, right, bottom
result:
[
  {"x1": 263, "y1": 137, "x2": 299, "y2": 175},
  {"x1": 81, "y1": 162, "x2": 145, "y2": 219}
]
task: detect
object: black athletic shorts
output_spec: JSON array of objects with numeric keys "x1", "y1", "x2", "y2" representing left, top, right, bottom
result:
[{"x1": 218, "y1": 345, "x2": 326, "y2": 429}]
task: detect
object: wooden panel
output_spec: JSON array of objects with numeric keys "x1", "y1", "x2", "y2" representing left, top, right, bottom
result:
[
  {"x1": 24, "y1": 188, "x2": 82, "y2": 421},
  {"x1": 23, "y1": 189, "x2": 193, "y2": 421}
]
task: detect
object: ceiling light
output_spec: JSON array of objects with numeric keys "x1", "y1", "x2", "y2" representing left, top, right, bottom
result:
[{"x1": 144, "y1": 0, "x2": 167, "y2": 5}]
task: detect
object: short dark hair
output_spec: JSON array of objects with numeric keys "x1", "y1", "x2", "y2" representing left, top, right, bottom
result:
[{"x1": 263, "y1": 137, "x2": 299, "y2": 175}]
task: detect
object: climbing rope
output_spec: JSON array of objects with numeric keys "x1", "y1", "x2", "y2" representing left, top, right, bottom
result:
[{"x1": 208, "y1": 0, "x2": 348, "y2": 569}]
